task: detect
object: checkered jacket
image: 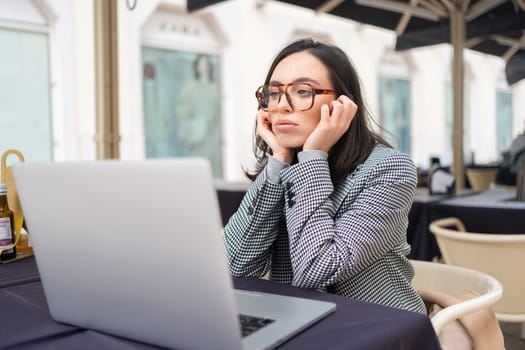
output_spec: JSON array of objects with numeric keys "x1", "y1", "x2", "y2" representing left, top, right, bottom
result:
[{"x1": 224, "y1": 145, "x2": 426, "y2": 314}]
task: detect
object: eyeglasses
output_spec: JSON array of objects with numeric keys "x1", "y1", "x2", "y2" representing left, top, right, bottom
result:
[{"x1": 255, "y1": 83, "x2": 334, "y2": 112}]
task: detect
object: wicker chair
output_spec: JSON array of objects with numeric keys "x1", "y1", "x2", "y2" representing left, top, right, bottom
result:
[{"x1": 429, "y1": 217, "x2": 525, "y2": 338}]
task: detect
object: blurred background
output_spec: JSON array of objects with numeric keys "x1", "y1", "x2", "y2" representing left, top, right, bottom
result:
[{"x1": 1, "y1": 0, "x2": 524, "y2": 183}]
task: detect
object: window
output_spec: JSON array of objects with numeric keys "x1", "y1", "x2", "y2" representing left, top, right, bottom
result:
[
  {"x1": 379, "y1": 77, "x2": 411, "y2": 154},
  {"x1": 141, "y1": 10, "x2": 225, "y2": 178},
  {"x1": 378, "y1": 48, "x2": 413, "y2": 155},
  {"x1": 142, "y1": 49, "x2": 223, "y2": 177},
  {"x1": 0, "y1": 27, "x2": 52, "y2": 161}
]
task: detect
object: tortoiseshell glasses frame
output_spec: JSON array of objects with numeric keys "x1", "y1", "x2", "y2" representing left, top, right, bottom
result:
[{"x1": 255, "y1": 83, "x2": 335, "y2": 112}]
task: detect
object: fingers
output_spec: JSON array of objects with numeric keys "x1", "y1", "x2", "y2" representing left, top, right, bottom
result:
[
  {"x1": 318, "y1": 95, "x2": 357, "y2": 134},
  {"x1": 304, "y1": 95, "x2": 357, "y2": 152},
  {"x1": 256, "y1": 109, "x2": 269, "y2": 126},
  {"x1": 328, "y1": 95, "x2": 357, "y2": 125},
  {"x1": 256, "y1": 110, "x2": 294, "y2": 163},
  {"x1": 256, "y1": 110, "x2": 273, "y2": 138},
  {"x1": 320, "y1": 103, "x2": 331, "y2": 123}
]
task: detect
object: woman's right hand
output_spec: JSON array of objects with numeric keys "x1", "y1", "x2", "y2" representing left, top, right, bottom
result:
[{"x1": 256, "y1": 110, "x2": 294, "y2": 164}]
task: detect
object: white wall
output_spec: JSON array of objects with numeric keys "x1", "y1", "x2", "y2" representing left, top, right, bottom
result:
[
  {"x1": 411, "y1": 46, "x2": 448, "y2": 167},
  {"x1": 4, "y1": 0, "x2": 525, "y2": 180},
  {"x1": 195, "y1": 0, "x2": 525, "y2": 172}
]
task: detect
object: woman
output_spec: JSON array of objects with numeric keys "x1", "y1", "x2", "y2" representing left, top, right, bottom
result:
[{"x1": 223, "y1": 38, "x2": 425, "y2": 314}]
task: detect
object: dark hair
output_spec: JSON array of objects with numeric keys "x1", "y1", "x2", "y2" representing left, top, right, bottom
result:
[{"x1": 246, "y1": 38, "x2": 390, "y2": 184}]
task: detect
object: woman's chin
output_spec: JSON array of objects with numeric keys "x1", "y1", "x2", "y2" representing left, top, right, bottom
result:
[{"x1": 276, "y1": 137, "x2": 305, "y2": 150}]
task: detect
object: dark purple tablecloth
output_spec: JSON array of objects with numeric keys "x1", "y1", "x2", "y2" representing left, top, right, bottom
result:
[
  {"x1": 235, "y1": 278, "x2": 439, "y2": 350},
  {"x1": 216, "y1": 188, "x2": 245, "y2": 226},
  {"x1": 0, "y1": 256, "x2": 40, "y2": 287},
  {"x1": 0, "y1": 257, "x2": 440, "y2": 350},
  {"x1": 407, "y1": 188, "x2": 525, "y2": 261}
]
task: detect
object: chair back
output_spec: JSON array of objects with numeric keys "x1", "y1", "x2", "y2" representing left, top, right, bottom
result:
[
  {"x1": 429, "y1": 217, "x2": 525, "y2": 322},
  {"x1": 411, "y1": 260, "x2": 503, "y2": 335}
]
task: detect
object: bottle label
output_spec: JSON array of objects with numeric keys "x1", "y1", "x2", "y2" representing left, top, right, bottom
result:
[{"x1": 0, "y1": 217, "x2": 14, "y2": 253}]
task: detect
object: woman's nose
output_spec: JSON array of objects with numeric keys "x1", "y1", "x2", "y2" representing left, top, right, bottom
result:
[{"x1": 276, "y1": 92, "x2": 293, "y2": 112}]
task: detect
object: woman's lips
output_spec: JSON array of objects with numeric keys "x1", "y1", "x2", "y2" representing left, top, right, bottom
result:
[{"x1": 274, "y1": 119, "x2": 298, "y2": 132}]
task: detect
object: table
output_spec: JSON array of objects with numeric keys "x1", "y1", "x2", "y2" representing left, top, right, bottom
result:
[
  {"x1": 0, "y1": 257, "x2": 440, "y2": 350},
  {"x1": 433, "y1": 187, "x2": 525, "y2": 233},
  {"x1": 407, "y1": 189, "x2": 457, "y2": 260},
  {"x1": 214, "y1": 180, "x2": 248, "y2": 226},
  {"x1": 408, "y1": 187, "x2": 525, "y2": 261},
  {"x1": 407, "y1": 188, "x2": 479, "y2": 260}
]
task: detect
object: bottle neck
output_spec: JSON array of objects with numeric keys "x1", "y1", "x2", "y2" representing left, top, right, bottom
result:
[{"x1": 0, "y1": 194, "x2": 9, "y2": 211}]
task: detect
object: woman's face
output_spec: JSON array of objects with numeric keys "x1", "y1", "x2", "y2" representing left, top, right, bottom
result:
[{"x1": 268, "y1": 51, "x2": 335, "y2": 149}]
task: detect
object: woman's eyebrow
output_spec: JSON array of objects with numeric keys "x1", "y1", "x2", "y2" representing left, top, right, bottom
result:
[{"x1": 268, "y1": 77, "x2": 321, "y2": 85}]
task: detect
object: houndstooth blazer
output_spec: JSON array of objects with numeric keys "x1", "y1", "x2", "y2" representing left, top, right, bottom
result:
[{"x1": 224, "y1": 144, "x2": 426, "y2": 314}]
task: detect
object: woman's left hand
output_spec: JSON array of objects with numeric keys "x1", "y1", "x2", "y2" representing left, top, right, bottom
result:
[{"x1": 303, "y1": 95, "x2": 357, "y2": 153}]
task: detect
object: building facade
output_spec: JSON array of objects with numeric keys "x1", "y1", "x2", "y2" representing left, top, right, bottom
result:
[{"x1": 1, "y1": 0, "x2": 524, "y2": 181}]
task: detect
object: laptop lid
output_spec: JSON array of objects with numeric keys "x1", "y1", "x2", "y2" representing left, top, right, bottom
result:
[{"x1": 13, "y1": 159, "x2": 335, "y2": 350}]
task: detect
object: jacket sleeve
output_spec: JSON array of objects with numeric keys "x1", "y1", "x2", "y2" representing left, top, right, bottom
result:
[
  {"x1": 223, "y1": 169, "x2": 286, "y2": 278},
  {"x1": 281, "y1": 152, "x2": 417, "y2": 290}
]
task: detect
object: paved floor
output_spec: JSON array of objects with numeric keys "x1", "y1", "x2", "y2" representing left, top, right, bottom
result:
[{"x1": 501, "y1": 322, "x2": 525, "y2": 350}]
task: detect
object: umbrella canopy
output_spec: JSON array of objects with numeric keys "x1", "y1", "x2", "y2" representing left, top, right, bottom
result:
[
  {"x1": 191, "y1": 0, "x2": 525, "y2": 69},
  {"x1": 187, "y1": 0, "x2": 226, "y2": 11},
  {"x1": 188, "y1": 0, "x2": 525, "y2": 189},
  {"x1": 506, "y1": 51, "x2": 525, "y2": 85}
]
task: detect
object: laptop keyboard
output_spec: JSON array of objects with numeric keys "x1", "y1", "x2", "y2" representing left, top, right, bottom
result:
[{"x1": 239, "y1": 314, "x2": 275, "y2": 337}]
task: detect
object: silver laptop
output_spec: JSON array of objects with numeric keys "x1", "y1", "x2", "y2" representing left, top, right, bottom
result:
[{"x1": 13, "y1": 159, "x2": 335, "y2": 350}]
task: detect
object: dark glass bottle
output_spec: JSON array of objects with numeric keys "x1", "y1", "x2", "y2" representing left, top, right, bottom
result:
[{"x1": 0, "y1": 183, "x2": 16, "y2": 261}]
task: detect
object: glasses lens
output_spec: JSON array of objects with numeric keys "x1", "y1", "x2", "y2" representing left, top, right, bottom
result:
[
  {"x1": 256, "y1": 85, "x2": 282, "y2": 111},
  {"x1": 266, "y1": 86, "x2": 282, "y2": 111},
  {"x1": 288, "y1": 83, "x2": 314, "y2": 111},
  {"x1": 256, "y1": 83, "x2": 315, "y2": 112}
]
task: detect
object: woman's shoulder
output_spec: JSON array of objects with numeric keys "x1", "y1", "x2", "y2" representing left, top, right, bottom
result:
[
  {"x1": 352, "y1": 144, "x2": 416, "y2": 181},
  {"x1": 367, "y1": 144, "x2": 413, "y2": 165}
]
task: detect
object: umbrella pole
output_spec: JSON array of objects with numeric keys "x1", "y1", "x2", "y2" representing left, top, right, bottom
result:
[
  {"x1": 94, "y1": 0, "x2": 121, "y2": 159},
  {"x1": 451, "y1": 7, "x2": 465, "y2": 190}
]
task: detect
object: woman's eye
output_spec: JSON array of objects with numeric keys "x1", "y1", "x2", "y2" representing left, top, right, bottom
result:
[{"x1": 296, "y1": 89, "x2": 313, "y2": 97}]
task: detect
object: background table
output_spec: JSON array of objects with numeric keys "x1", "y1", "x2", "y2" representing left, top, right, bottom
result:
[
  {"x1": 407, "y1": 189, "x2": 458, "y2": 260},
  {"x1": 214, "y1": 180, "x2": 248, "y2": 226},
  {"x1": 408, "y1": 187, "x2": 525, "y2": 261},
  {"x1": 433, "y1": 187, "x2": 525, "y2": 232},
  {"x1": 0, "y1": 257, "x2": 440, "y2": 350}
]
